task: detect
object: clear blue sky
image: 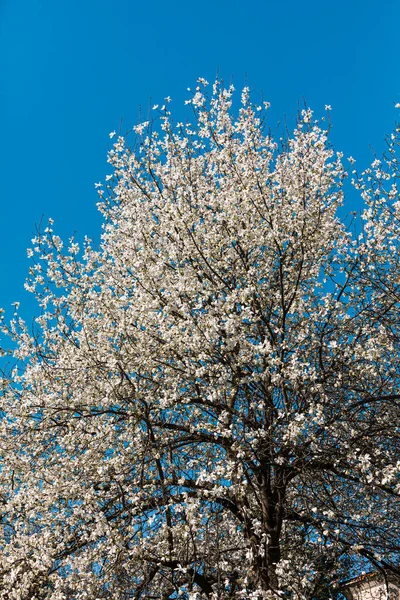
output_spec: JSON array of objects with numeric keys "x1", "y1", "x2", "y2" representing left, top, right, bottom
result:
[{"x1": 1, "y1": 0, "x2": 399, "y2": 323}]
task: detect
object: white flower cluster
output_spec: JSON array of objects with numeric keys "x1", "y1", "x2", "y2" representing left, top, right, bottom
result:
[{"x1": 1, "y1": 79, "x2": 400, "y2": 599}]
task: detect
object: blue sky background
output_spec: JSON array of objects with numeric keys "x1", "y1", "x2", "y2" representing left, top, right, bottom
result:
[{"x1": 1, "y1": 0, "x2": 399, "y2": 326}]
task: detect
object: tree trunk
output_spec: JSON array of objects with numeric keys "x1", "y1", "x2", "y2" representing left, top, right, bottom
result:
[{"x1": 256, "y1": 469, "x2": 284, "y2": 592}]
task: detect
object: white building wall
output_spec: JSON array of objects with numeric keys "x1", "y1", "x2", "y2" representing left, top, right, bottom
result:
[{"x1": 345, "y1": 579, "x2": 399, "y2": 600}]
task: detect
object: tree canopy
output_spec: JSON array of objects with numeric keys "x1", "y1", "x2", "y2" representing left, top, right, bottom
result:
[{"x1": 1, "y1": 80, "x2": 400, "y2": 599}]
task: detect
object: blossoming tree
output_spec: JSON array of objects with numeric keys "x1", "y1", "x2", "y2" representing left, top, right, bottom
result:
[{"x1": 0, "y1": 80, "x2": 399, "y2": 599}]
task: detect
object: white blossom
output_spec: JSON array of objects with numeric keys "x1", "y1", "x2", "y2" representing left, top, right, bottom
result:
[{"x1": 1, "y1": 79, "x2": 400, "y2": 599}]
